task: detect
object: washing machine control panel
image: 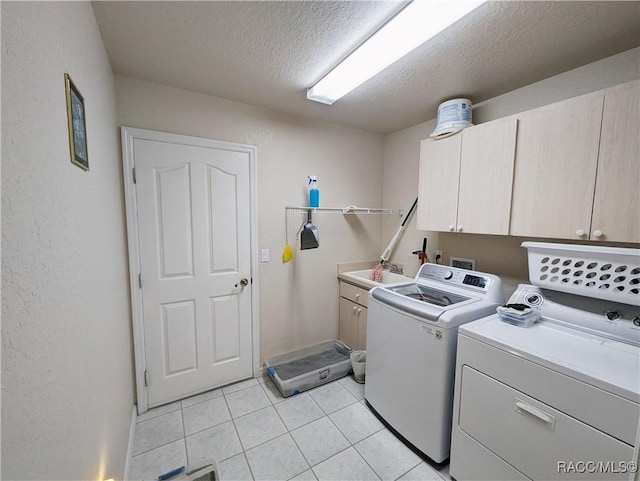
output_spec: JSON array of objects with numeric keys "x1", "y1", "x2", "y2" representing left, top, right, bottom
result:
[{"x1": 419, "y1": 264, "x2": 492, "y2": 292}]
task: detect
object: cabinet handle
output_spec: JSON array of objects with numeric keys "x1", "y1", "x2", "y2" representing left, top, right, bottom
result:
[
  {"x1": 575, "y1": 229, "x2": 585, "y2": 237},
  {"x1": 353, "y1": 306, "x2": 358, "y2": 313},
  {"x1": 592, "y1": 230, "x2": 603, "y2": 238},
  {"x1": 355, "y1": 293, "x2": 360, "y2": 300},
  {"x1": 356, "y1": 308, "x2": 362, "y2": 315},
  {"x1": 457, "y1": 225, "x2": 463, "y2": 232},
  {"x1": 448, "y1": 225, "x2": 455, "y2": 232},
  {"x1": 514, "y1": 399, "x2": 556, "y2": 431}
]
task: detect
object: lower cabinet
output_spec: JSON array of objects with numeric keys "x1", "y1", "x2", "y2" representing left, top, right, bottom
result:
[{"x1": 338, "y1": 281, "x2": 368, "y2": 350}]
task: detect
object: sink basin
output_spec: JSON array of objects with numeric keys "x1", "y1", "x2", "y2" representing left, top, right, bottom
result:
[{"x1": 339, "y1": 268, "x2": 413, "y2": 289}]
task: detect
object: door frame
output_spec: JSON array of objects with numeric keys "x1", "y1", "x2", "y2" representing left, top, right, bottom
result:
[{"x1": 121, "y1": 126, "x2": 260, "y2": 413}]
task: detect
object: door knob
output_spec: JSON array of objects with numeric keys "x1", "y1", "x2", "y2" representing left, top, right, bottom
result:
[{"x1": 235, "y1": 278, "x2": 249, "y2": 287}]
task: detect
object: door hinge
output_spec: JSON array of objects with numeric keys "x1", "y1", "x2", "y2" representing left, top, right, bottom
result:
[
  {"x1": 144, "y1": 370, "x2": 149, "y2": 387},
  {"x1": 132, "y1": 167, "x2": 137, "y2": 184},
  {"x1": 138, "y1": 273, "x2": 142, "y2": 289}
]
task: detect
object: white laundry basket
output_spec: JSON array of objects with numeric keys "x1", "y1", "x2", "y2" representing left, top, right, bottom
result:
[{"x1": 522, "y1": 242, "x2": 640, "y2": 305}]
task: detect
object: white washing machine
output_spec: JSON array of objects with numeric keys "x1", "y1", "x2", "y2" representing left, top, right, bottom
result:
[
  {"x1": 450, "y1": 242, "x2": 640, "y2": 481},
  {"x1": 365, "y1": 263, "x2": 503, "y2": 463}
]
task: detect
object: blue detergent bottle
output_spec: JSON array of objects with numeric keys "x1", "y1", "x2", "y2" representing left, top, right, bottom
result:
[{"x1": 308, "y1": 175, "x2": 319, "y2": 207}]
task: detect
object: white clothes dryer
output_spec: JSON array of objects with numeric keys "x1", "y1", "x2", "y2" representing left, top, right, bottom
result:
[{"x1": 450, "y1": 243, "x2": 640, "y2": 481}]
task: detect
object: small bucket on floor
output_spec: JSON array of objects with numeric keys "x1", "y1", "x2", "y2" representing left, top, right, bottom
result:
[{"x1": 350, "y1": 350, "x2": 366, "y2": 384}]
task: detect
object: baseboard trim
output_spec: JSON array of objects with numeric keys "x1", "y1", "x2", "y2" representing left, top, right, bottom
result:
[{"x1": 124, "y1": 404, "x2": 137, "y2": 480}]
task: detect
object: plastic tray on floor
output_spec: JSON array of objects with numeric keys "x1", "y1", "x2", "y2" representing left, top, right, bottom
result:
[{"x1": 265, "y1": 340, "x2": 353, "y2": 397}]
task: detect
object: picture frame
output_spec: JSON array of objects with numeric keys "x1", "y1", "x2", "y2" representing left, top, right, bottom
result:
[{"x1": 65, "y1": 73, "x2": 89, "y2": 171}]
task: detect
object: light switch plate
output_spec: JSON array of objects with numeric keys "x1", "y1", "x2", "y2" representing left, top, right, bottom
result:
[{"x1": 261, "y1": 249, "x2": 270, "y2": 262}]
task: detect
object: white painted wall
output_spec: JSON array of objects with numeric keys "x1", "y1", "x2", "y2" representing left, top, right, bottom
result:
[
  {"x1": 382, "y1": 47, "x2": 640, "y2": 294},
  {"x1": 3, "y1": 7, "x2": 635, "y2": 479},
  {"x1": 1, "y1": 3, "x2": 134, "y2": 480},
  {"x1": 115, "y1": 76, "x2": 386, "y2": 360}
]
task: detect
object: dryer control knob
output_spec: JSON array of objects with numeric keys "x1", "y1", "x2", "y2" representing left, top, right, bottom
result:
[
  {"x1": 605, "y1": 310, "x2": 621, "y2": 321},
  {"x1": 524, "y1": 292, "x2": 543, "y2": 307},
  {"x1": 443, "y1": 270, "x2": 454, "y2": 280}
]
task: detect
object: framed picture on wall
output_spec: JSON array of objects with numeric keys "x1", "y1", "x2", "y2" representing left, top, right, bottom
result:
[{"x1": 64, "y1": 73, "x2": 89, "y2": 171}]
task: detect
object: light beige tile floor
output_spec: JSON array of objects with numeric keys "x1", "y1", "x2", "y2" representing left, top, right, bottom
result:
[{"x1": 129, "y1": 375, "x2": 450, "y2": 481}]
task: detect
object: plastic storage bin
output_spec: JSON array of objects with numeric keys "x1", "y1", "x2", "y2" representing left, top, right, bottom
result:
[{"x1": 265, "y1": 340, "x2": 352, "y2": 397}]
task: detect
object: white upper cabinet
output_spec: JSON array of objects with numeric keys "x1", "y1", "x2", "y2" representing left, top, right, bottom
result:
[
  {"x1": 417, "y1": 134, "x2": 462, "y2": 232},
  {"x1": 417, "y1": 81, "x2": 638, "y2": 242},
  {"x1": 509, "y1": 93, "x2": 604, "y2": 239},
  {"x1": 457, "y1": 118, "x2": 518, "y2": 235},
  {"x1": 590, "y1": 82, "x2": 640, "y2": 243},
  {"x1": 417, "y1": 118, "x2": 517, "y2": 234}
]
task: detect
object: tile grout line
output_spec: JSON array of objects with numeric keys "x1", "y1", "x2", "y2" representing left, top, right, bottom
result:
[
  {"x1": 276, "y1": 398, "x2": 312, "y2": 480},
  {"x1": 182, "y1": 396, "x2": 233, "y2": 439},
  {"x1": 180, "y1": 401, "x2": 187, "y2": 465},
  {"x1": 238, "y1": 380, "x2": 356, "y2": 479},
  {"x1": 282, "y1": 383, "x2": 379, "y2": 479},
  {"x1": 249, "y1": 383, "x2": 311, "y2": 479},
  {"x1": 240, "y1": 451, "x2": 256, "y2": 481},
  {"x1": 223, "y1": 383, "x2": 247, "y2": 456},
  {"x1": 225, "y1": 380, "x2": 277, "y2": 478},
  {"x1": 131, "y1": 409, "x2": 187, "y2": 459},
  {"x1": 323, "y1": 387, "x2": 406, "y2": 481},
  {"x1": 349, "y1": 429, "x2": 387, "y2": 481}
]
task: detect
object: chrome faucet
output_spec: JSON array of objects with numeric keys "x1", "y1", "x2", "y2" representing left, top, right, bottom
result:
[{"x1": 385, "y1": 263, "x2": 404, "y2": 275}]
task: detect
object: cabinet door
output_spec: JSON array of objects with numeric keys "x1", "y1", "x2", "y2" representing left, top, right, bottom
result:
[
  {"x1": 591, "y1": 83, "x2": 640, "y2": 243},
  {"x1": 339, "y1": 297, "x2": 360, "y2": 350},
  {"x1": 417, "y1": 135, "x2": 462, "y2": 232},
  {"x1": 510, "y1": 94, "x2": 604, "y2": 239},
  {"x1": 457, "y1": 118, "x2": 518, "y2": 235},
  {"x1": 356, "y1": 307, "x2": 367, "y2": 351}
]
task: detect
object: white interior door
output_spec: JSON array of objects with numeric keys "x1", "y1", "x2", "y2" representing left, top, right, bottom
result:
[{"x1": 122, "y1": 128, "x2": 257, "y2": 411}]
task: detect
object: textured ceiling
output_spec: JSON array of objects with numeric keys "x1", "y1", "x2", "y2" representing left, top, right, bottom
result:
[{"x1": 92, "y1": 1, "x2": 640, "y2": 134}]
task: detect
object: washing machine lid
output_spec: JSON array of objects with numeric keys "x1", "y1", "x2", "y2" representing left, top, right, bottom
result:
[
  {"x1": 371, "y1": 283, "x2": 481, "y2": 322},
  {"x1": 386, "y1": 283, "x2": 471, "y2": 307},
  {"x1": 369, "y1": 264, "x2": 504, "y2": 324},
  {"x1": 460, "y1": 315, "x2": 640, "y2": 403}
]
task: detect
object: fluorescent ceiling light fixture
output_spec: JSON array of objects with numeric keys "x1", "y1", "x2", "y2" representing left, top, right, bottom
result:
[{"x1": 307, "y1": 0, "x2": 486, "y2": 105}]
